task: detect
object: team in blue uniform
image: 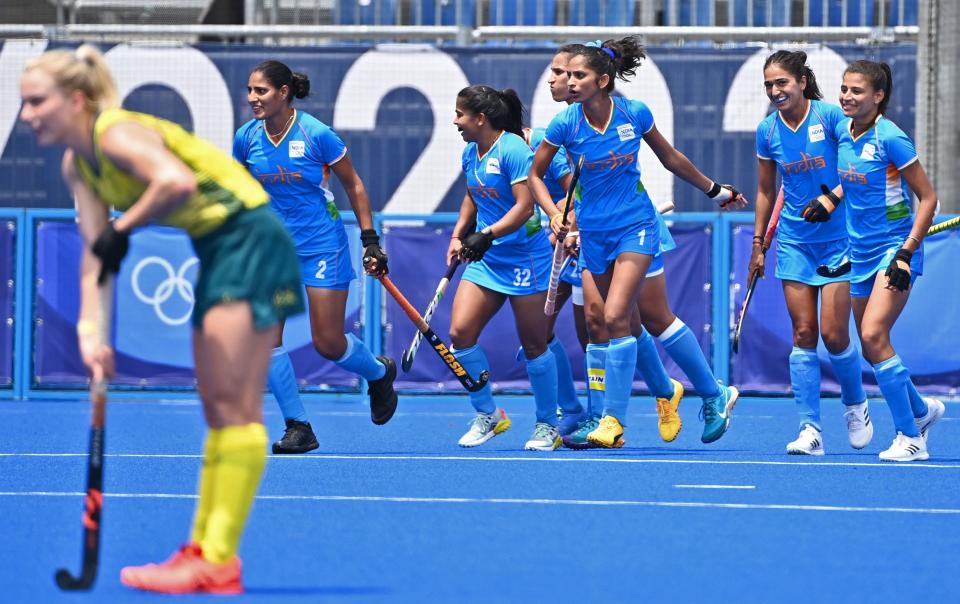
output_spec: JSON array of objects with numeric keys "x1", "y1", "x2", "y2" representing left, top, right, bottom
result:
[
  {"x1": 532, "y1": 37, "x2": 746, "y2": 449},
  {"x1": 834, "y1": 60, "x2": 944, "y2": 461},
  {"x1": 450, "y1": 85, "x2": 583, "y2": 451},
  {"x1": 234, "y1": 61, "x2": 398, "y2": 453},
  {"x1": 751, "y1": 51, "x2": 869, "y2": 456}
]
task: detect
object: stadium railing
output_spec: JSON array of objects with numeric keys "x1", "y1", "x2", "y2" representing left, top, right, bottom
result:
[{"x1": 34, "y1": 0, "x2": 920, "y2": 28}]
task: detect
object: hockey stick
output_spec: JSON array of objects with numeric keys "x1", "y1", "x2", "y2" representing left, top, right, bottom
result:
[
  {"x1": 545, "y1": 154, "x2": 585, "y2": 315},
  {"x1": 378, "y1": 274, "x2": 489, "y2": 392},
  {"x1": 927, "y1": 215, "x2": 960, "y2": 236},
  {"x1": 401, "y1": 259, "x2": 461, "y2": 372},
  {"x1": 732, "y1": 189, "x2": 784, "y2": 354},
  {"x1": 55, "y1": 276, "x2": 113, "y2": 591}
]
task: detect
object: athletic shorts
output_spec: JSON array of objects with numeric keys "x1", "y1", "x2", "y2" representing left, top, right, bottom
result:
[
  {"x1": 298, "y1": 247, "x2": 355, "y2": 289},
  {"x1": 192, "y1": 205, "x2": 304, "y2": 329},
  {"x1": 775, "y1": 238, "x2": 851, "y2": 286},
  {"x1": 580, "y1": 219, "x2": 660, "y2": 275},
  {"x1": 850, "y1": 246, "x2": 923, "y2": 298},
  {"x1": 571, "y1": 250, "x2": 663, "y2": 306},
  {"x1": 571, "y1": 285, "x2": 584, "y2": 306},
  {"x1": 559, "y1": 256, "x2": 582, "y2": 286},
  {"x1": 462, "y1": 248, "x2": 552, "y2": 296},
  {"x1": 647, "y1": 253, "x2": 664, "y2": 277}
]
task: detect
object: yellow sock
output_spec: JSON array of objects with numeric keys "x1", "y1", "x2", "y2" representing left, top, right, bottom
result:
[
  {"x1": 200, "y1": 423, "x2": 267, "y2": 564},
  {"x1": 190, "y1": 429, "x2": 221, "y2": 545}
]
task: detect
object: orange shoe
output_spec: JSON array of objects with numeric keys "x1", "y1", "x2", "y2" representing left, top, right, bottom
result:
[{"x1": 120, "y1": 543, "x2": 243, "y2": 594}]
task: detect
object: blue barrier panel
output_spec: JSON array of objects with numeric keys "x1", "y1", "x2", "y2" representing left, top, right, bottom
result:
[
  {"x1": 0, "y1": 42, "x2": 917, "y2": 215},
  {"x1": 0, "y1": 211, "x2": 15, "y2": 390},
  {"x1": 568, "y1": 0, "x2": 635, "y2": 26},
  {"x1": 28, "y1": 214, "x2": 363, "y2": 392},
  {"x1": 337, "y1": 0, "x2": 398, "y2": 25},
  {"x1": 382, "y1": 217, "x2": 713, "y2": 393},
  {"x1": 730, "y1": 219, "x2": 960, "y2": 396},
  {"x1": 489, "y1": 0, "x2": 557, "y2": 25}
]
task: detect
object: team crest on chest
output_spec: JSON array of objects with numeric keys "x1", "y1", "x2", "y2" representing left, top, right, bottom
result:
[
  {"x1": 808, "y1": 123, "x2": 825, "y2": 142},
  {"x1": 617, "y1": 123, "x2": 636, "y2": 141},
  {"x1": 289, "y1": 140, "x2": 305, "y2": 158},
  {"x1": 860, "y1": 143, "x2": 876, "y2": 160},
  {"x1": 486, "y1": 157, "x2": 501, "y2": 174}
]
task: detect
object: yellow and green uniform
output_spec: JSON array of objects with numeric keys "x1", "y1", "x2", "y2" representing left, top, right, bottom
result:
[
  {"x1": 75, "y1": 108, "x2": 303, "y2": 328},
  {"x1": 74, "y1": 109, "x2": 300, "y2": 566}
]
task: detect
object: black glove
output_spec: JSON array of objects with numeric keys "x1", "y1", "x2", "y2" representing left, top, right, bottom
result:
[
  {"x1": 802, "y1": 185, "x2": 841, "y2": 223},
  {"x1": 884, "y1": 248, "x2": 912, "y2": 291},
  {"x1": 459, "y1": 229, "x2": 495, "y2": 261},
  {"x1": 91, "y1": 222, "x2": 129, "y2": 284},
  {"x1": 360, "y1": 229, "x2": 388, "y2": 276},
  {"x1": 706, "y1": 182, "x2": 741, "y2": 208}
]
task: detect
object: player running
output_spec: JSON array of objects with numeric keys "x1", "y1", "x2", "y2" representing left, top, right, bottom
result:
[
  {"x1": 450, "y1": 85, "x2": 579, "y2": 451},
  {"x1": 234, "y1": 60, "x2": 398, "y2": 454},
  {"x1": 531, "y1": 37, "x2": 745, "y2": 448}
]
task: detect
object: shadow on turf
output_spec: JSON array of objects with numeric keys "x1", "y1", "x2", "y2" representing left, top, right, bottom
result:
[{"x1": 245, "y1": 585, "x2": 391, "y2": 596}]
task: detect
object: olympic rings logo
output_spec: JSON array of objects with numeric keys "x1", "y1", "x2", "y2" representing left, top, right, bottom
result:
[{"x1": 131, "y1": 256, "x2": 199, "y2": 326}]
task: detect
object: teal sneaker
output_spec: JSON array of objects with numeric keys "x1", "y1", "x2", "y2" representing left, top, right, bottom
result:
[
  {"x1": 557, "y1": 409, "x2": 587, "y2": 437},
  {"x1": 562, "y1": 416, "x2": 600, "y2": 449},
  {"x1": 700, "y1": 384, "x2": 739, "y2": 444}
]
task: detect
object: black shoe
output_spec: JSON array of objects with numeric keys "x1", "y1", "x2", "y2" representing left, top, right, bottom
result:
[
  {"x1": 368, "y1": 356, "x2": 398, "y2": 425},
  {"x1": 271, "y1": 419, "x2": 319, "y2": 454}
]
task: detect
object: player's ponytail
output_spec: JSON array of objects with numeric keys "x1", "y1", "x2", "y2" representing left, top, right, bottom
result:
[
  {"x1": 496, "y1": 89, "x2": 525, "y2": 138},
  {"x1": 845, "y1": 60, "x2": 893, "y2": 114},
  {"x1": 25, "y1": 44, "x2": 119, "y2": 114},
  {"x1": 763, "y1": 50, "x2": 822, "y2": 100},
  {"x1": 574, "y1": 36, "x2": 645, "y2": 93},
  {"x1": 457, "y1": 85, "x2": 526, "y2": 138},
  {"x1": 877, "y1": 62, "x2": 893, "y2": 114},
  {"x1": 290, "y1": 72, "x2": 311, "y2": 99}
]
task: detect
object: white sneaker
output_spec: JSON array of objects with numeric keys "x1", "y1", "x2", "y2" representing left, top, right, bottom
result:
[
  {"x1": 843, "y1": 401, "x2": 874, "y2": 449},
  {"x1": 786, "y1": 425, "x2": 824, "y2": 456},
  {"x1": 878, "y1": 432, "x2": 928, "y2": 462},
  {"x1": 458, "y1": 408, "x2": 511, "y2": 448},
  {"x1": 916, "y1": 397, "x2": 945, "y2": 442},
  {"x1": 524, "y1": 422, "x2": 561, "y2": 451}
]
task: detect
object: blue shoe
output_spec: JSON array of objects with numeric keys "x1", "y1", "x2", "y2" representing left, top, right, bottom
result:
[
  {"x1": 557, "y1": 409, "x2": 587, "y2": 437},
  {"x1": 700, "y1": 384, "x2": 739, "y2": 444},
  {"x1": 562, "y1": 416, "x2": 600, "y2": 450}
]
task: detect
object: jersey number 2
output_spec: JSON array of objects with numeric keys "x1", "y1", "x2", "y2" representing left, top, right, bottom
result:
[{"x1": 315, "y1": 260, "x2": 327, "y2": 280}]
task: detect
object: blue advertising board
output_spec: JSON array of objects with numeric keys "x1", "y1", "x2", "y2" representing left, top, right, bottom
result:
[
  {"x1": 0, "y1": 216, "x2": 13, "y2": 388},
  {"x1": 31, "y1": 219, "x2": 363, "y2": 390},
  {"x1": 730, "y1": 224, "x2": 960, "y2": 395},
  {"x1": 0, "y1": 40, "x2": 917, "y2": 215}
]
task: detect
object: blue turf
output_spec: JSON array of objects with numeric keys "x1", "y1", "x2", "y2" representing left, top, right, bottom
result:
[{"x1": 1, "y1": 395, "x2": 958, "y2": 602}]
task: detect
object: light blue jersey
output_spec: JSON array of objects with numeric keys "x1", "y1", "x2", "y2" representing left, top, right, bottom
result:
[
  {"x1": 526, "y1": 127, "x2": 571, "y2": 202},
  {"x1": 234, "y1": 110, "x2": 348, "y2": 256},
  {"x1": 462, "y1": 131, "x2": 550, "y2": 255},
  {"x1": 756, "y1": 99, "x2": 847, "y2": 243},
  {"x1": 835, "y1": 115, "x2": 923, "y2": 282},
  {"x1": 544, "y1": 97, "x2": 658, "y2": 233},
  {"x1": 461, "y1": 131, "x2": 552, "y2": 295}
]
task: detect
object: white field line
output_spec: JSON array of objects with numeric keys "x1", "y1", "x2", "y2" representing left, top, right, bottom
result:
[
  {"x1": 2, "y1": 452, "x2": 960, "y2": 469},
  {"x1": 674, "y1": 484, "x2": 756, "y2": 489},
  {"x1": 0, "y1": 490, "x2": 957, "y2": 515}
]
